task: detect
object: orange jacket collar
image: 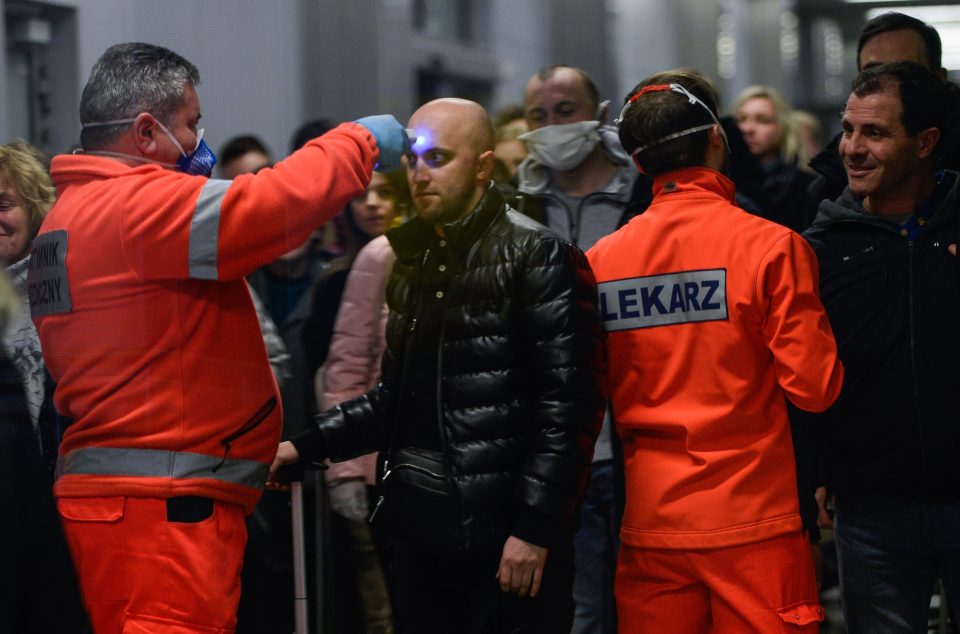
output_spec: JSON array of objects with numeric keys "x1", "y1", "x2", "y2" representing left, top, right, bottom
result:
[{"x1": 652, "y1": 167, "x2": 735, "y2": 202}]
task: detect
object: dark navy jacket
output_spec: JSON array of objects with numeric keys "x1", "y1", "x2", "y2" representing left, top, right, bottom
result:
[{"x1": 803, "y1": 171, "x2": 960, "y2": 501}]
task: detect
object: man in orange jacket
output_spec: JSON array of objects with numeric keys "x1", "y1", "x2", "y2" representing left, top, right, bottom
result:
[
  {"x1": 586, "y1": 70, "x2": 844, "y2": 633},
  {"x1": 28, "y1": 42, "x2": 407, "y2": 634}
]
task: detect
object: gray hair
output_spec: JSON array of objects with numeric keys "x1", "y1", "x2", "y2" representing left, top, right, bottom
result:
[{"x1": 79, "y1": 42, "x2": 200, "y2": 149}]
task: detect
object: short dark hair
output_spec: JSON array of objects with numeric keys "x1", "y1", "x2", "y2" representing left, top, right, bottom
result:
[
  {"x1": 850, "y1": 61, "x2": 946, "y2": 138},
  {"x1": 534, "y1": 65, "x2": 600, "y2": 110},
  {"x1": 219, "y1": 135, "x2": 271, "y2": 167},
  {"x1": 618, "y1": 69, "x2": 720, "y2": 176},
  {"x1": 857, "y1": 12, "x2": 942, "y2": 72},
  {"x1": 79, "y1": 43, "x2": 200, "y2": 150},
  {"x1": 290, "y1": 118, "x2": 335, "y2": 153}
]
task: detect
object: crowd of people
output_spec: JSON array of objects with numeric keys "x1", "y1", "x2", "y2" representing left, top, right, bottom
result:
[{"x1": 2, "y1": 8, "x2": 958, "y2": 634}]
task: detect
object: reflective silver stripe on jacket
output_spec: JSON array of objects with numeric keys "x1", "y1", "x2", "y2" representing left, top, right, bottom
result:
[
  {"x1": 189, "y1": 179, "x2": 232, "y2": 280},
  {"x1": 56, "y1": 447, "x2": 268, "y2": 489}
]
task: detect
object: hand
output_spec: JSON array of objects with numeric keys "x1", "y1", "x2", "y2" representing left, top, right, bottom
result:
[
  {"x1": 328, "y1": 478, "x2": 369, "y2": 521},
  {"x1": 815, "y1": 486, "x2": 834, "y2": 529},
  {"x1": 496, "y1": 536, "x2": 548, "y2": 598},
  {"x1": 266, "y1": 441, "x2": 301, "y2": 490},
  {"x1": 949, "y1": 244, "x2": 956, "y2": 256},
  {"x1": 353, "y1": 114, "x2": 409, "y2": 172}
]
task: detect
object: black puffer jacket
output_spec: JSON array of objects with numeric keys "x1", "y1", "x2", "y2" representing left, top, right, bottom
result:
[
  {"x1": 295, "y1": 185, "x2": 606, "y2": 550},
  {"x1": 802, "y1": 171, "x2": 960, "y2": 502}
]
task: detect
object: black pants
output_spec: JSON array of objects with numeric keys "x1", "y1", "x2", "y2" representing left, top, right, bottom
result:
[{"x1": 391, "y1": 537, "x2": 575, "y2": 634}]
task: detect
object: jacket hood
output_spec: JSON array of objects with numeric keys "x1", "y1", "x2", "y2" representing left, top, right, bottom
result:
[
  {"x1": 516, "y1": 126, "x2": 633, "y2": 196},
  {"x1": 813, "y1": 169, "x2": 960, "y2": 229}
]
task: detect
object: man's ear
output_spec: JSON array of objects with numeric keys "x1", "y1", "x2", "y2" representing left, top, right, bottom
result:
[
  {"x1": 709, "y1": 124, "x2": 727, "y2": 149},
  {"x1": 917, "y1": 127, "x2": 940, "y2": 161},
  {"x1": 477, "y1": 149, "x2": 496, "y2": 182},
  {"x1": 132, "y1": 113, "x2": 160, "y2": 157},
  {"x1": 704, "y1": 125, "x2": 730, "y2": 173}
]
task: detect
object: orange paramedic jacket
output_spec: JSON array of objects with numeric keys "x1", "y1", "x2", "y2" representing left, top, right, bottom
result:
[
  {"x1": 586, "y1": 167, "x2": 843, "y2": 549},
  {"x1": 29, "y1": 123, "x2": 378, "y2": 513}
]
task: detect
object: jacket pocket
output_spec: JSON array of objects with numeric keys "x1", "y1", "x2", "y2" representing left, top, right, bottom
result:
[
  {"x1": 371, "y1": 447, "x2": 462, "y2": 551},
  {"x1": 166, "y1": 496, "x2": 215, "y2": 523},
  {"x1": 221, "y1": 396, "x2": 277, "y2": 448},
  {"x1": 216, "y1": 397, "x2": 277, "y2": 470},
  {"x1": 56, "y1": 497, "x2": 129, "y2": 602},
  {"x1": 57, "y1": 496, "x2": 125, "y2": 522},
  {"x1": 384, "y1": 447, "x2": 451, "y2": 494},
  {"x1": 777, "y1": 600, "x2": 824, "y2": 631}
]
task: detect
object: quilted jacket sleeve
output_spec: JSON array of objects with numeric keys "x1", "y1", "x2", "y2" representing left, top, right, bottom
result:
[{"x1": 510, "y1": 235, "x2": 607, "y2": 547}]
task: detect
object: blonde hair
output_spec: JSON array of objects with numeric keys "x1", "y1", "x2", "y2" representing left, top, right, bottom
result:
[
  {"x1": 731, "y1": 86, "x2": 803, "y2": 167},
  {"x1": 0, "y1": 142, "x2": 55, "y2": 239}
]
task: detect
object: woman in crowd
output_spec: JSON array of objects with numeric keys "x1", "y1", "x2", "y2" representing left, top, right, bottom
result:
[
  {"x1": 0, "y1": 143, "x2": 61, "y2": 464},
  {"x1": 732, "y1": 86, "x2": 816, "y2": 232},
  {"x1": 0, "y1": 142, "x2": 89, "y2": 632}
]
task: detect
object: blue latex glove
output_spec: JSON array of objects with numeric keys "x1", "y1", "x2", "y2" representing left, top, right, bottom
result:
[{"x1": 354, "y1": 114, "x2": 409, "y2": 172}]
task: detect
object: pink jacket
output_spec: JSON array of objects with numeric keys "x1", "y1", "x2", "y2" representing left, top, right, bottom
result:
[{"x1": 318, "y1": 235, "x2": 395, "y2": 484}]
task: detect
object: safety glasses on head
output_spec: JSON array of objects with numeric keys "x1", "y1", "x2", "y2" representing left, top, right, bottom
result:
[{"x1": 614, "y1": 83, "x2": 728, "y2": 165}]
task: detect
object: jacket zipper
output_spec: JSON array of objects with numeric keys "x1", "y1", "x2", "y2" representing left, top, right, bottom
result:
[
  {"x1": 382, "y1": 462, "x2": 446, "y2": 482},
  {"x1": 370, "y1": 249, "x2": 428, "y2": 523},
  {"x1": 433, "y1": 280, "x2": 464, "y2": 548},
  {"x1": 574, "y1": 191, "x2": 624, "y2": 245},
  {"x1": 214, "y1": 396, "x2": 277, "y2": 472},
  {"x1": 435, "y1": 317, "x2": 454, "y2": 477},
  {"x1": 906, "y1": 241, "x2": 927, "y2": 473}
]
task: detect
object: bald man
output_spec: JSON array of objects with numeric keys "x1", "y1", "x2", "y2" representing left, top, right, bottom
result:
[{"x1": 271, "y1": 99, "x2": 606, "y2": 633}]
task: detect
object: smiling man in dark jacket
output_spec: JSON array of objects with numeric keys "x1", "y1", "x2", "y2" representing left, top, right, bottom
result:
[
  {"x1": 803, "y1": 62, "x2": 960, "y2": 632},
  {"x1": 807, "y1": 12, "x2": 960, "y2": 208},
  {"x1": 271, "y1": 98, "x2": 606, "y2": 634}
]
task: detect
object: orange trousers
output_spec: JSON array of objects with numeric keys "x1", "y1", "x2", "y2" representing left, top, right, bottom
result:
[
  {"x1": 57, "y1": 496, "x2": 247, "y2": 634},
  {"x1": 616, "y1": 531, "x2": 823, "y2": 633}
]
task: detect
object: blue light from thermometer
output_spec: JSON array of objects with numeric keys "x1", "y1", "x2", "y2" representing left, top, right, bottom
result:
[{"x1": 407, "y1": 127, "x2": 432, "y2": 155}]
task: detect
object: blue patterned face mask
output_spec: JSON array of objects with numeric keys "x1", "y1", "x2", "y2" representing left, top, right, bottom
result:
[
  {"x1": 155, "y1": 121, "x2": 217, "y2": 177},
  {"x1": 81, "y1": 117, "x2": 217, "y2": 177}
]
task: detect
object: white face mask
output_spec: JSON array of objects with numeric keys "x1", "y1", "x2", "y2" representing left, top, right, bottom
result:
[{"x1": 519, "y1": 120, "x2": 602, "y2": 171}]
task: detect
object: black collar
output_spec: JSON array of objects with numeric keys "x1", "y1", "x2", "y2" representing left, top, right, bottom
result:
[{"x1": 387, "y1": 183, "x2": 506, "y2": 261}]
